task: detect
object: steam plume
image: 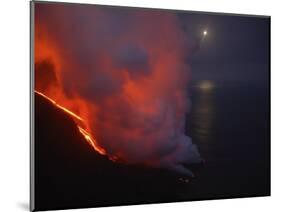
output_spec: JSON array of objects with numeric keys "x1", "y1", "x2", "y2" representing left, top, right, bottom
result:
[{"x1": 35, "y1": 3, "x2": 201, "y2": 176}]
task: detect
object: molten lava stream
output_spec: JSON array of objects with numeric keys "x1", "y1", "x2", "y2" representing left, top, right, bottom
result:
[{"x1": 34, "y1": 90, "x2": 107, "y2": 156}]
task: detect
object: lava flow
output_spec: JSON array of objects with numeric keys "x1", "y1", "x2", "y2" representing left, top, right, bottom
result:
[{"x1": 35, "y1": 90, "x2": 107, "y2": 156}]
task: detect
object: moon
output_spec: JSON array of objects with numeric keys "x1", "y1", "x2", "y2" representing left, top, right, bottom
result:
[{"x1": 203, "y1": 30, "x2": 208, "y2": 36}]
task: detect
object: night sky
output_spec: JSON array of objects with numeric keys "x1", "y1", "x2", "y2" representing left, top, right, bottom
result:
[{"x1": 179, "y1": 12, "x2": 270, "y2": 86}]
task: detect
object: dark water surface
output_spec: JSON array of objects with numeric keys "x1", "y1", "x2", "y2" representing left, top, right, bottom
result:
[{"x1": 184, "y1": 82, "x2": 270, "y2": 199}]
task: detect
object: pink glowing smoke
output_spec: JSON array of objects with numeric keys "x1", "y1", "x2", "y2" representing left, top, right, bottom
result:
[{"x1": 35, "y1": 3, "x2": 201, "y2": 176}]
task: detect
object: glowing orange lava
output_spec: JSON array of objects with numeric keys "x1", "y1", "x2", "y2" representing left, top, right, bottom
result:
[
  {"x1": 35, "y1": 91, "x2": 83, "y2": 121},
  {"x1": 35, "y1": 90, "x2": 107, "y2": 156},
  {"x1": 78, "y1": 126, "x2": 106, "y2": 155}
]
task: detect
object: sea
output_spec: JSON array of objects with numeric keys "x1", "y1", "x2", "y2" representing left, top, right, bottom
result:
[{"x1": 183, "y1": 81, "x2": 270, "y2": 200}]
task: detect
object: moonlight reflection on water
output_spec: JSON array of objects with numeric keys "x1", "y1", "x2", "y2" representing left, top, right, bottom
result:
[
  {"x1": 191, "y1": 81, "x2": 216, "y2": 160},
  {"x1": 197, "y1": 80, "x2": 214, "y2": 91}
]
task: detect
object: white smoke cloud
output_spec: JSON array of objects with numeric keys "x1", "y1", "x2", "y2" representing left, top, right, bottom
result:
[{"x1": 35, "y1": 3, "x2": 202, "y2": 176}]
